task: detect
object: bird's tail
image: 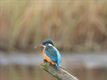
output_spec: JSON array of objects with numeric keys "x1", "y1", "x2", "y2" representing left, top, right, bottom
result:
[{"x1": 56, "y1": 64, "x2": 60, "y2": 70}]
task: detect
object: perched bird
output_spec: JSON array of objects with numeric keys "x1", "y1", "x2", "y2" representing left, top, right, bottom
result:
[{"x1": 40, "y1": 39, "x2": 61, "y2": 69}]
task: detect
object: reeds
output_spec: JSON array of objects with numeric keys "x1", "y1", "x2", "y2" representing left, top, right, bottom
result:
[{"x1": 0, "y1": 0, "x2": 107, "y2": 52}]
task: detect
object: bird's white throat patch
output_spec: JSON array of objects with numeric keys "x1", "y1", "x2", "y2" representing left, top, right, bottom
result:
[{"x1": 48, "y1": 44, "x2": 53, "y2": 46}]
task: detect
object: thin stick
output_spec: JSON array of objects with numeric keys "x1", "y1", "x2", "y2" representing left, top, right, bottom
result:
[{"x1": 41, "y1": 62, "x2": 79, "y2": 80}]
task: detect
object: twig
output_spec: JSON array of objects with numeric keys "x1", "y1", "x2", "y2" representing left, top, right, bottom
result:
[{"x1": 41, "y1": 62, "x2": 79, "y2": 80}]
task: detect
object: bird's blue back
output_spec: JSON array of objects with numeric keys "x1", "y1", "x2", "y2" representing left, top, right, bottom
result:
[{"x1": 45, "y1": 44, "x2": 61, "y2": 68}]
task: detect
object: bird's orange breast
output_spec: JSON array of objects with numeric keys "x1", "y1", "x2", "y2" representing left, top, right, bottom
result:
[{"x1": 41, "y1": 47, "x2": 56, "y2": 65}]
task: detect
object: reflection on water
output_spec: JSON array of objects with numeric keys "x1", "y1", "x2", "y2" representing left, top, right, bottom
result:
[
  {"x1": 0, "y1": 65, "x2": 53, "y2": 80},
  {"x1": 0, "y1": 52, "x2": 107, "y2": 80}
]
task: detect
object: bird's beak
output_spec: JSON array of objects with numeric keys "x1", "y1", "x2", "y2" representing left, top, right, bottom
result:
[
  {"x1": 34, "y1": 44, "x2": 46, "y2": 52},
  {"x1": 34, "y1": 44, "x2": 45, "y2": 50},
  {"x1": 39, "y1": 44, "x2": 46, "y2": 48}
]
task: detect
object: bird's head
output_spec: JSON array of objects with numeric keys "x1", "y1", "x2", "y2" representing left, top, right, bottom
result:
[
  {"x1": 34, "y1": 39, "x2": 54, "y2": 51},
  {"x1": 41, "y1": 39, "x2": 54, "y2": 47}
]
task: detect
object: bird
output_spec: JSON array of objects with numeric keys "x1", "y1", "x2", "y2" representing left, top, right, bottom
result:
[{"x1": 40, "y1": 39, "x2": 61, "y2": 69}]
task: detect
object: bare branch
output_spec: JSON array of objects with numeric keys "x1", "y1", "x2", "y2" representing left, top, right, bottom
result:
[{"x1": 41, "y1": 62, "x2": 79, "y2": 80}]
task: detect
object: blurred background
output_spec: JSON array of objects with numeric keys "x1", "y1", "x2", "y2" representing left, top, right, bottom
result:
[{"x1": 0, "y1": 0, "x2": 107, "y2": 80}]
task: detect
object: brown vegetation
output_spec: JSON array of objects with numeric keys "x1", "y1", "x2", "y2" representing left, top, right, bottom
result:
[{"x1": 0, "y1": 0, "x2": 107, "y2": 52}]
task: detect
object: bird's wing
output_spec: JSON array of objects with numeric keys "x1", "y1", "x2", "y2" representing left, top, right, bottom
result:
[{"x1": 45, "y1": 45, "x2": 58, "y2": 62}]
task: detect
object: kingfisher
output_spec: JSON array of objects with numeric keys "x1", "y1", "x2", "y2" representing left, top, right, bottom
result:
[{"x1": 39, "y1": 39, "x2": 61, "y2": 69}]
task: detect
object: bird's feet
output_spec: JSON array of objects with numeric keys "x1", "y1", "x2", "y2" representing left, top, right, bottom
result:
[
  {"x1": 43, "y1": 59, "x2": 57, "y2": 68},
  {"x1": 44, "y1": 59, "x2": 47, "y2": 63}
]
